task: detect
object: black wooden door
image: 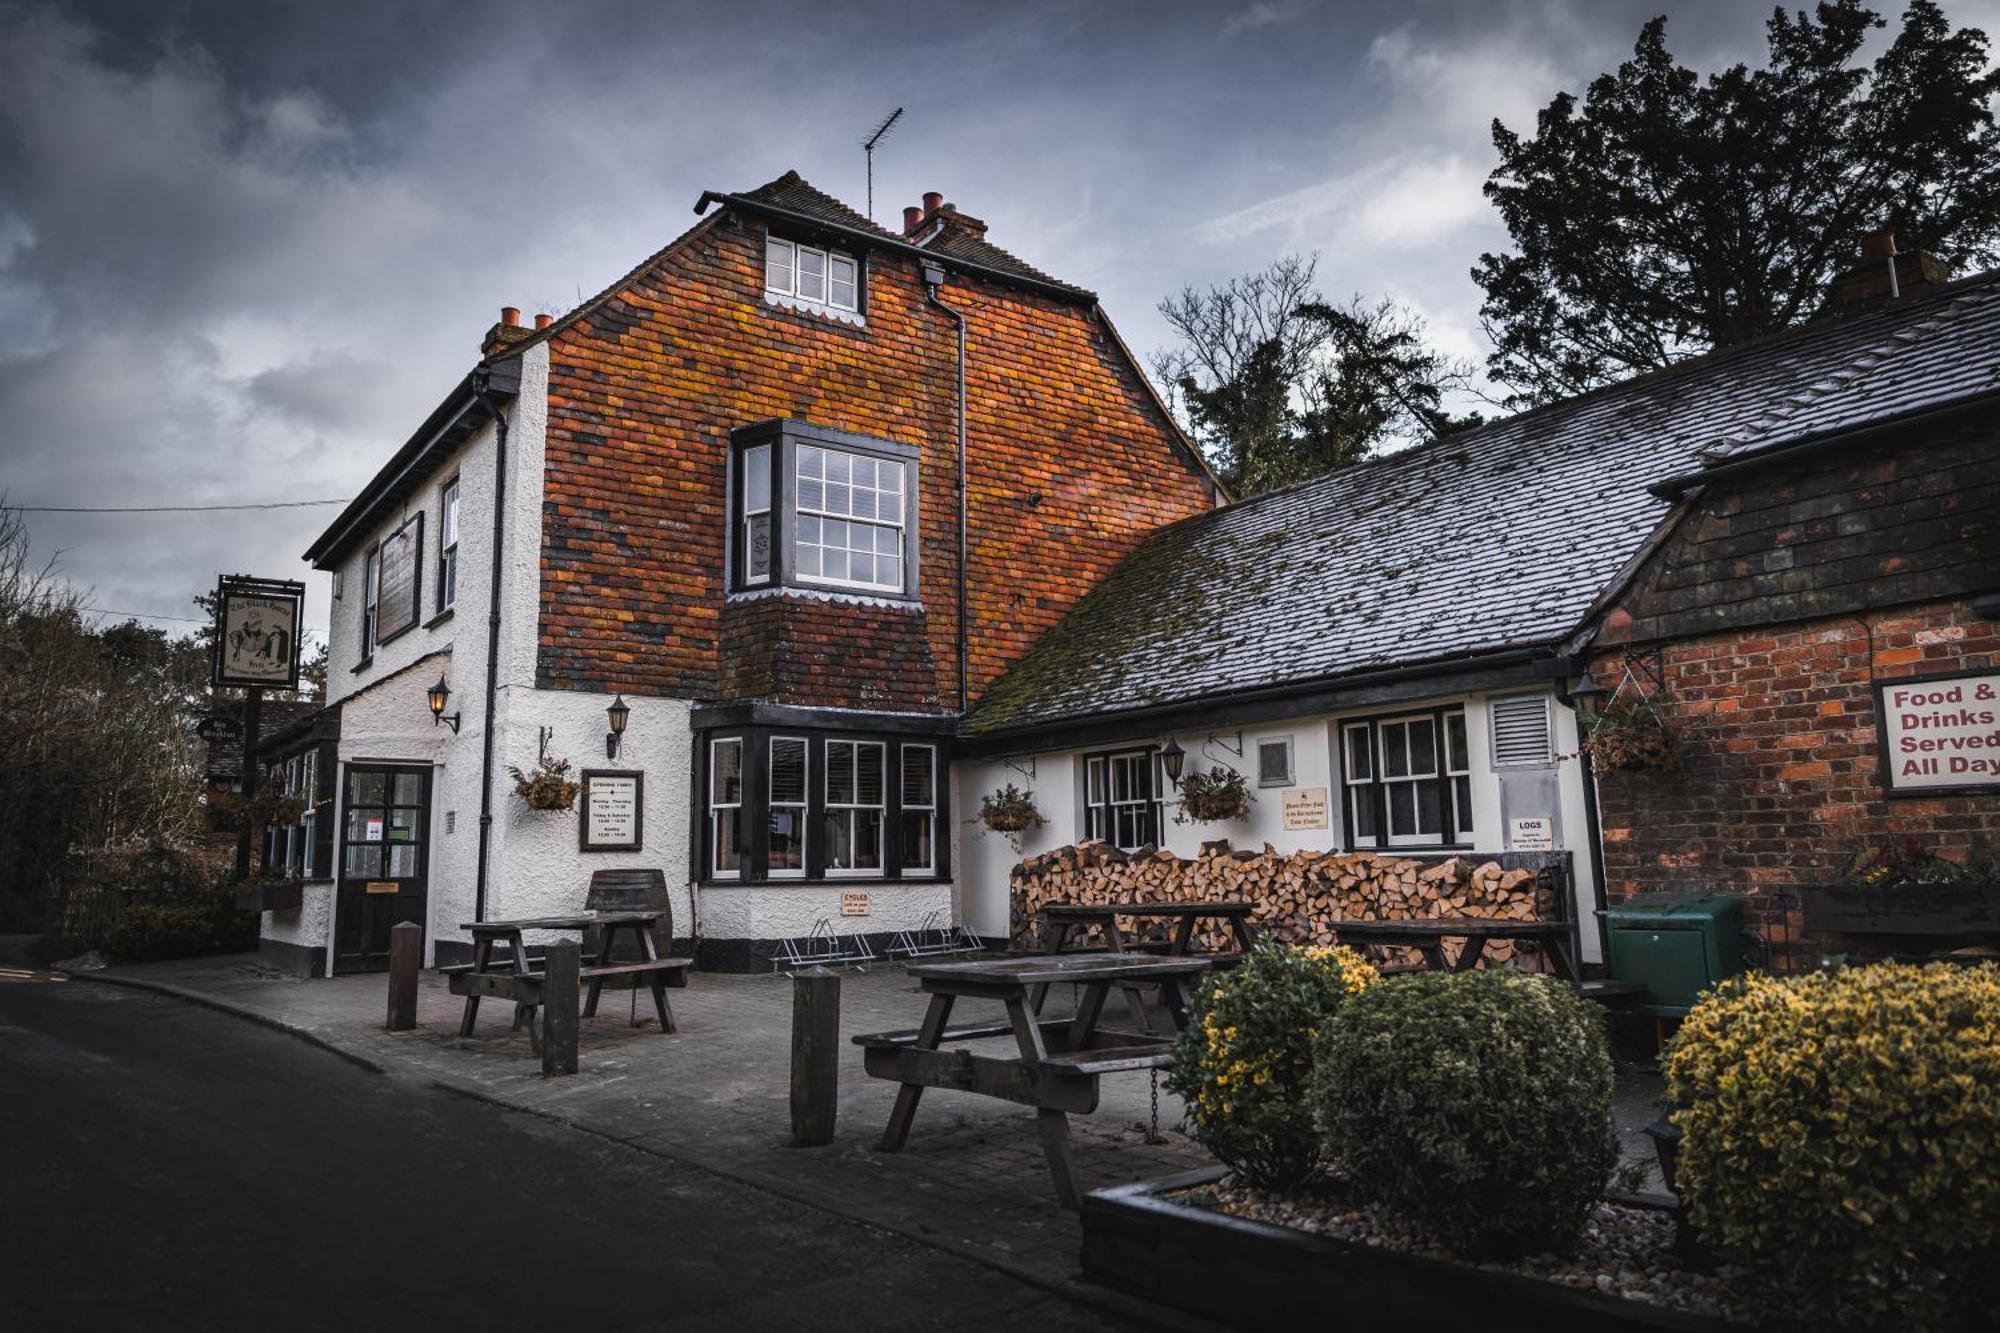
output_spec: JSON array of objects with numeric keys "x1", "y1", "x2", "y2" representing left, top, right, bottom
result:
[{"x1": 334, "y1": 765, "x2": 430, "y2": 974}]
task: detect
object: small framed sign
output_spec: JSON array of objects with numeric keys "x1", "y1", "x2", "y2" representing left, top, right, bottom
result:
[
  {"x1": 1509, "y1": 815, "x2": 1555, "y2": 851},
  {"x1": 1281, "y1": 787, "x2": 1329, "y2": 830},
  {"x1": 840, "y1": 890, "x2": 871, "y2": 917},
  {"x1": 578, "y1": 769, "x2": 643, "y2": 851},
  {"x1": 1876, "y1": 670, "x2": 2000, "y2": 797},
  {"x1": 213, "y1": 576, "x2": 305, "y2": 691}
]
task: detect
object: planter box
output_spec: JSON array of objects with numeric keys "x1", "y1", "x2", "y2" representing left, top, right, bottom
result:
[
  {"x1": 1081, "y1": 1166, "x2": 1727, "y2": 1333},
  {"x1": 235, "y1": 882, "x2": 304, "y2": 914},
  {"x1": 1800, "y1": 882, "x2": 2000, "y2": 937}
]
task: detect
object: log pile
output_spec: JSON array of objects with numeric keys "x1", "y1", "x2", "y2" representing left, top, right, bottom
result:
[{"x1": 1010, "y1": 839, "x2": 1560, "y2": 971}]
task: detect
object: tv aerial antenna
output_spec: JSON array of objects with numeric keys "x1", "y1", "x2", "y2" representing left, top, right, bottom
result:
[{"x1": 863, "y1": 107, "x2": 904, "y2": 222}]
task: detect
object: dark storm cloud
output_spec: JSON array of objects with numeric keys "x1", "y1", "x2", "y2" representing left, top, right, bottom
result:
[{"x1": 2, "y1": 0, "x2": 1992, "y2": 640}]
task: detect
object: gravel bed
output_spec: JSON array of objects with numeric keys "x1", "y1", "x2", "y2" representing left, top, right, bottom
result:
[{"x1": 1170, "y1": 1175, "x2": 1761, "y2": 1325}]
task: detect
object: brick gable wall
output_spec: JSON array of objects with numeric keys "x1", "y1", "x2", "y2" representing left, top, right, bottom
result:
[
  {"x1": 535, "y1": 212, "x2": 1214, "y2": 707},
  {"x1": 1587, "y1": 427, "x2": 2000, "y2": 927}
]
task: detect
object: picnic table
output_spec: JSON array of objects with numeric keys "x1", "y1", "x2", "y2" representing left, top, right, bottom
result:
[
  {"x1": 1328, "y1": 918, "x2": 1580, "y2": 982},
  {"x1": 444, "y1": 911, "x2": 688, "y2": 1054},
  {"x1": 854, "y1": 952, "x2": 1212, "y2": 1207},
  {"x1": 1035, "y1": 899, "x2": 1257, "y2": 1033}
]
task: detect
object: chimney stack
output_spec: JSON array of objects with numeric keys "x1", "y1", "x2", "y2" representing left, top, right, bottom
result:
[
  {"x1": 903, "y1": 205, "x2": 924, "y2": 234},
  {"x1": 500, "y1": 305, "x2": 521, "y2": 327},
  {"x1": 922, "y1": 191, "x2": 943, "y2": 217},
  {"x1": 533, "y1": 313, "x2": 553, "y2": 330},
  {"x1": 1821, "y1": 228, "x2": 1949, "y2": 315}
]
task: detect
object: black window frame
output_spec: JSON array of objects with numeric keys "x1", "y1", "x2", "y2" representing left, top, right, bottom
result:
[
  {"x1": 1081, "y1": 746, "x2": 1162, "y2": 852},
  {"x1": 696, "y1": 725, "x2": 950, "y2": 885},
  {"x1": 727, "y1": 420, "x2": 921, "y2": 602},
  {"x1": 1338, "y1": 706, "x2": 1473, "y2": 852}
]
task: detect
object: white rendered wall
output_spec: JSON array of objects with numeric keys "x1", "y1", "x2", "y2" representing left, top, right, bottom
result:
[{"x1": 955, "y1": 689, "x2": 1603, "y2": 961}]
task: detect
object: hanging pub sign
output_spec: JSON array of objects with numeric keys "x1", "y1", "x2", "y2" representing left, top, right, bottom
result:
[
  {"x1": 373, "y1": 513, "x2": 424, "y2": 644},
  {"x1": 578, "y1": 770, "x2": 643, "y2": 851},
  {"x1": 212, "y1": 575, "x2": 305, "y2": 692},
  {"x1": 195, "y1": 714, "x2": 244, "y2": 742},
  {"x1": 1876, "y1": 670, "x2": 2000, "y2": 797}
]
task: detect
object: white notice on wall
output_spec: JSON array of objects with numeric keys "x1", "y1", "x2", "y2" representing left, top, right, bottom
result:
[
  {"x1": 583, "y1": 773, "x2": 641, "y2": 850},
  {"x1": 1509, "y1": 816, "x2": 1555, "y2": 851},
  {"x1": 1879, "y1": 673, "x2": 2000, "y2": 794},
  {"x1": 1282, "y1": 788, "x2": 1329, "y2": 830}
]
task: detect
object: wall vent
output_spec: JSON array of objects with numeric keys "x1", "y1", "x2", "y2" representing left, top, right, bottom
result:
[
  {"x1": 1257, "y1": 737, "x2": 1294, "y2": 787},
  {"x1": 1490, "y1": 695, "x2": 1554, "y2": 767}
]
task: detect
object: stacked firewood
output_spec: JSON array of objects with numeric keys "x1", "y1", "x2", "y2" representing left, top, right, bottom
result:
[{"x1": 1010, "y1": 840, "x2": 1558, "y2": 970}]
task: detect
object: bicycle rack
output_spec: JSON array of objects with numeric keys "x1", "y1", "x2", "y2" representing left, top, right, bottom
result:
[
  {"x1": 887, "y1": 910, "x2": 982, "y2": 960},
  {"x1": 772, "y1": 917, "x2": 876, "y2": 974}
]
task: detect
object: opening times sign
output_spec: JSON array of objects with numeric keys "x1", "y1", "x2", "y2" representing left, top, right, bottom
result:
[{"x1": 1877, "y1": 671, "x2": 2000, "y2": 796}]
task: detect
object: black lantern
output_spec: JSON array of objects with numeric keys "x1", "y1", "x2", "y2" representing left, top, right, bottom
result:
[
  {"x1": 605, "y1": 694, "x2": 630, "y2": 759},
  {"x1": 1159, "y1": 735, "x2": 1186, "y2": 783},
  {"x1": 427, "y1": 673, "x2": 460, "y2": 733},
  {"x1": 1564, "y1": 672, "x2": 1609, "y2": 710}
]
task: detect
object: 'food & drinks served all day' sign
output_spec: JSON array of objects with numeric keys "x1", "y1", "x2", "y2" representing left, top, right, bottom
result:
[{"x1": 1876, "y1": 671, "x2": 2000, "y2": 796}]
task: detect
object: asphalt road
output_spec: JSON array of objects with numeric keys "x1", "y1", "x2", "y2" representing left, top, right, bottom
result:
[{"x1": 0, "y1": 977, "x2": 1148, "y2": 1333}]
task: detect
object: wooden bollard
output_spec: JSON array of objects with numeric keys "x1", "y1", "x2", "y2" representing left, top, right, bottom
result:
[
  {"x1": 790, "y1": 967, "x2": 839, "y2": 1146},
  {"x1": 386, "y1": 920, "x2": 421, "y2": 1031},
  {"x1": 542, "y1": 940, "x2": 580, "y2": 1077}
]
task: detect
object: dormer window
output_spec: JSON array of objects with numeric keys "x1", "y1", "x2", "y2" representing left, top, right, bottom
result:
[
  {"x1": 730, "y1": 421, "x2": 918, "y2": 600},
  {"x1": 765, "y1": 237, "x2": 860, "y2": 315}
]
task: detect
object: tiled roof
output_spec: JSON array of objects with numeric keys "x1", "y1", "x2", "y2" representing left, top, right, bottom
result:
[
  {"x1": 967, "y1": 270, "x2": 2000, "y2": 735},
  {"x1": 919, "y1": 220, "x2": 1088, "y2": 296},
  {"x1": 203, "y1": 701, "x2": 323, "y2": 782}
]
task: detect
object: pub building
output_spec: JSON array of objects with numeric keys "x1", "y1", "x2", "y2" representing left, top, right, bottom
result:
[{"x1": 255, "y1": 186, "x2": 1999, "y2": 978}]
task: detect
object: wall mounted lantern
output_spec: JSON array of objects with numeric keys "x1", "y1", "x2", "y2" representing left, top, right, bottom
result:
[
  {"x1": 427, "y1": 674, "x2": 461, "y2": 733},
  {"x1": 1159, "y1": 736, "x2": 1186, "y2": 784},
  {"x1": 605, "y1": 695, "x2": 630, "y2": 759}
]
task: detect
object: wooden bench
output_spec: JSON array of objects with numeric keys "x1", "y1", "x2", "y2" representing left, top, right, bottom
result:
[{"x1": 582, "y1": 869, "x2": 692, "y2": 990}]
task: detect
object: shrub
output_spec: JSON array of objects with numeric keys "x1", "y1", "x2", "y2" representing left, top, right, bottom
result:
[
  {"x1": 1313, "y1": 970, "x2": 1617, "y2": 1258},
  {"x1": 103, "y1": 897, "x2": 257, "y2": 963},
  {"x1": 1664, "y1": 964, "x2": 2000, "y2": 1331},
  {"x1": 1166, "y1": 940, "x2": 1377, "y2": 1191}
]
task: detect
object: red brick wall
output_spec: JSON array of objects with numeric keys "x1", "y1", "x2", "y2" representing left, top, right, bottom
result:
[
  {"x1": 534, "y1": 212, "x2": 1215, "y2": 706},
  {"x1": 1591, "y1": 600, "x2": 2000, "y2": 912}
]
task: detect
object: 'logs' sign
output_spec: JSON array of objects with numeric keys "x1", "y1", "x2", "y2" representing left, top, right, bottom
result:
[{"x1": 1876, "y1": 671, "x2": 2000, "y2": 796}]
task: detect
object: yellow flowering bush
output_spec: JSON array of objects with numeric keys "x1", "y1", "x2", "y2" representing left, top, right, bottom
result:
[
  {"x1": 1313, "y1": 970, "x2": 1618, "y2": 1259},
  {"x1": 1166, "y1": 940, "x2": 1377, "y2": 1191},
  {"x1": 1665, "y1": 963, "x2": 2000, "y2": 1331}
]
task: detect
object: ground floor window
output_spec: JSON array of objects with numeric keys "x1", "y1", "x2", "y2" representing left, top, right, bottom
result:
[
  {"x1": 1083, "y1": 746, "x2": 1160, "y2": 852},
  {"x1": 1340, "y1": 707, "x2": 1471, "y2": 850},
  {"x1": 700, "y1": 727, "x2": 948, "y2": 883}
]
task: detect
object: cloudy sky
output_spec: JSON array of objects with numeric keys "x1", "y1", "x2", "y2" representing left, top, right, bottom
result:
[{"x1": 4, "y1": 0, "x2": 1995, "y2": 649}]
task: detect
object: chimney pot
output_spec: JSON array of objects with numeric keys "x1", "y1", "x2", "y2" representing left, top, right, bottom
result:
[
  {"x1": 903, "y1": 205, "x2": 924, "y2": 233},
  {"x1": 533, "y1": 313, "x2": 553, "y2": 330},
  {"x1": 1860, "y1": 230, "x2": 1898, "y2": 262},
  {"x1": 501, "y1": 305, "x2": 521, "y2": 327},
  {"x1": 922, "y1": 191, "x2": 943, "y2": 217}
]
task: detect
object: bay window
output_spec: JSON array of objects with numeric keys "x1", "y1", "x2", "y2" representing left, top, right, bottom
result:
[
  {"x1": 700, "y1": 729, "x2": 946, "y2": 882},
  {"x1": 1340, "y1": 707, "x2": 1472, "y2": 849},
  {"x1": 729, "y1": 421, "x2": 918, "y2": 600}
]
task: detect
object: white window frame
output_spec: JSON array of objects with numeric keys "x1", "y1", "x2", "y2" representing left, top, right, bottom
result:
[
  {"x1": 360, "y1": 546, "x2": 380, "y2": 659},
  {"x1": 764, "y1": 236, "x2": 860, "y2": 314},
  {"x1": 1378, "y1": 712, "x2": 1444, "y2": 848},
  {"x1": 709, "y1": 738, "x2": 744, "y2": 879},
  {"x1": 438, "y1": 477, "x2": 460, "y2": 612},
  {"x1": 900, "y1": 744, "x2": 936, "y2": 875},
  {"x1": 767, "y1": 735, "x2": 807, "y2": 879},
  {"x1": 1083, "y1": 748, "x2": 1157, "y2": 853},
  {"x1": 823, "y1": 740, "x2": 886, "y2": 876},
  {"x1": 742, "y1": 444, "x2": 773, "y2": 587},
  {"x1": 793, "y1": 444, "x2": 906, "y2": 594},
  {"x1": 300, "y1": 750, "x2": 318, "y2": 878},
  {"x1": 1342, "y1": 722, "x2": 1378, "y2": 849},
  {"x1": 1445, "y1": 711, "x2": 1474, "y2": 838}
]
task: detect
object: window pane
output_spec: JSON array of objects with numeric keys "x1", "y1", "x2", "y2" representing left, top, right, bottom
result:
[
  {"x1": 388, "y1": 844, "x2": 418, "y2": 877},
  {"x1": 900, "y1": 811, "x2": 933, "y2": 871},
  {"x1": 349, "y1": 769, "x2": 386, "y2": 805},
  {"x1": 1454, "y1": 776, "x2": 1473, "y2": 837},
  {"x1": 1408, "y1": 719, "x2": 1437, "y2": 776},
  {"x1": 1416, "y1": 782, "x2": 1442, "y2": 836},
  {"x1": 1382, "y1": 724, "x2": 1409, "y2": 779},
  {"x1": 856, "y1": 744, "x2": 884, "y2": 804},
  {"x1": 1388, "y1": 783, "x2": 1415, "y2": 837},
  {"x1": 442, "y1": 481, "x2": 459, "y2": 545},
  {"x1": 823, "y1": 548, "x2": 849, "y2": 582},
  {"x1": 797, "y1": 476, "x2": 824, "y2": 511},
  {"x1": 826, "y1": 742, "x2": 855, "y2": 804},
  {"x1": 764, "y1": 238, "x2": 794, "y2": 293},
  {"x1": 771, "y1": 738, "x2": 806, "y2": 804},
  {"x1": 829, "y1": 255, "x2": 857, "y2": 310},
  {"x1": 1086, "y1": 757, "x2": 1106, "y2": 804},
  {"x1": 795, "y1": 544, "x2": 821, "y2": 577},
  {"x1": 1445, "y1": 712, "x2": 1468, "y2": 773},
  {"x1": 394, "y1": 771, "x2": 423, "y2": 805},
  {"x1": 797, "y1": 246, "x2": 826, "y2": 302},
  {"x1": 344, "y1": 844, "x2": 382, "y2": 878},
  {"x1": 798, "y1": 445, "x2": 824, "y2": 479},
  {"x1": 1345, "y1": 726, "x2": 1372, "y2": 781},
  {"x1": 853, "y1": 810, "x2": 882, "y2": 869},
  {"x1": 744, "y1": 444, "x2": 771, "y2": 512},
  {"x1": 826, "y1": 450, "x2": 850, "y2": 484},
  {"x1": 850, "y1": 486, "x2": 878, "y2": 521},
  {"x1": 902, "y1": 748, "x2": 934, "y2": 806},
  {"x1": 1351, "y1": 789, "x2": 1379, "y2": 843},
  {"x1": 822, "y1": 810, "x2": 853, "y2": 869},
  {"x1": 746, "y1": 513, "x2": 771, "y2": 580},
  {"x1": 713, "y1": 809, "x2": 742, "y2": 874},
  {"x1": 711, "y1": 740, "x2": 742, "y2": 805},
  {"x1": 769, "y1": 807, "x2": 804, "y2": 871}
]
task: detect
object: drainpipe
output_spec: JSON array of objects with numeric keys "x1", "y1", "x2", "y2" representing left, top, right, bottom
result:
[
  {"x1": 468, "y1": 368, "x2": 510, "y2": 922},
  {"x1": 921, "y1": 260, "x2": 970, "y2": 714}
]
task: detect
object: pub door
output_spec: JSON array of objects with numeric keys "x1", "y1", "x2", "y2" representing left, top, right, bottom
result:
[{"x1": 334, "y1": 764, "x2": 431, "y2": 974}]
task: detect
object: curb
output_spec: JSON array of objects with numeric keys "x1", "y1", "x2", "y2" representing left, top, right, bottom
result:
[
  {"x1": 61, "y1": 969, "x2": 386, "y2": 1075},
  {"x1": 63, "y1": 967, "x2": 1227, "y2": 1333}
]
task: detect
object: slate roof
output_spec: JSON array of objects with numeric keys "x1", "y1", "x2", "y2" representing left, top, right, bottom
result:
[
  {"x1": 203, "y1": 701, "x2": 323, "y2": 783},
  {"x1": 966, "y1": 269, "x2": 2000, "y2": 736}
]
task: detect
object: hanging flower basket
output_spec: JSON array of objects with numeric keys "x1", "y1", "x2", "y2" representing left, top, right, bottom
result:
[
  {"x1": 1583, "y1": 697, "x2": 1679, "y2": 773},
  {"x1": 508, "y1": 755, "x2": 580, "y2": 811},
  {"x1": 980, "y1": 783, "x2": 1046, "y2": 835},
  {"x1": 1176, "y1": 766, "x2": 1252, "y2": 824}
]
